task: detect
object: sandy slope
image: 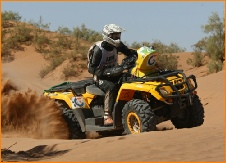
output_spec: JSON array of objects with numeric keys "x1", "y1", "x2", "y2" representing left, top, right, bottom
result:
[{"x1": 1, "y1": 46, "x2": 225, "y2": 162}]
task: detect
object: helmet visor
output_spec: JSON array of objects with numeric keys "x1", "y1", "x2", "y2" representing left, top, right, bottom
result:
[{"x1": 109, "y1": 32, "x2": 121, "y2": 40}]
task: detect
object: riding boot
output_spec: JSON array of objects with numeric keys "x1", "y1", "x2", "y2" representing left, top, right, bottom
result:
[{"x1": 104, "y1": 112, "x2": 113, "y2": 126}]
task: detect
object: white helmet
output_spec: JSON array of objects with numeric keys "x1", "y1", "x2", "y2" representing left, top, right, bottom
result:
[{"x1": 102, "y1": 24, "x2": 125, "y2": 47}]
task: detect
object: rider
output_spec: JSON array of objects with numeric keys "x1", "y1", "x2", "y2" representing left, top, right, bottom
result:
[{"x1": 88, "y1": 24, "x2": 137, "y2": 126}]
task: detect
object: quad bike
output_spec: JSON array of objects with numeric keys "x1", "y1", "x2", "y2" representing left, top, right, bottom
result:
[{"x1": 43, "y1": 46, "x2": 204, "y2": 139}]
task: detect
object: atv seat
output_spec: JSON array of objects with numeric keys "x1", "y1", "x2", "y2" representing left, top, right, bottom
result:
[
  {"x1": 86, "y1": 84, "x2": 105, "y2": 96},
  {"x1": 45, "y1": 78, "x2": 94, "y2": 95}
]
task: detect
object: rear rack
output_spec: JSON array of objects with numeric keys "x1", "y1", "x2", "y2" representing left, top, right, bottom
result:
[{"x1": 43, "y1": 78, "x2": 94, "y2": 95}]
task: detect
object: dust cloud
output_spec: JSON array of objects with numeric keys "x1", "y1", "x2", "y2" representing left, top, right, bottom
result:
[{"x1": 1, "y1": 79, "x2": 69, "y2": 139}]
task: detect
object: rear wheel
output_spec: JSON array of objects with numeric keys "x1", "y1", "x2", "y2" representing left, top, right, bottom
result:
[
  {"x1": 122, "y1": 99, "x2": 156, "y2": 134},
  {"x1": 171, "y1": 95, "x2": 204, "y2": 128},
  {"x1": 58, "y1": 101, "x2": 86, "y2": 139}
]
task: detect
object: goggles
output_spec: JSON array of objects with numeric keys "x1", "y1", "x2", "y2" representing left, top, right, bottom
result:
[{"x1": 109, "y1": 32, "x2": 121, "y2": 40}]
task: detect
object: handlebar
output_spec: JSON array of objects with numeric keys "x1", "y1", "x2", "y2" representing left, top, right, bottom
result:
[{"x1": 121, "y1": 55, "x2": 137, "y2": 70}]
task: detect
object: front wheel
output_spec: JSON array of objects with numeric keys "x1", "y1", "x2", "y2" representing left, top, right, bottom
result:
[
  {"x1": 122, "y1": 99, "x2": 156, "y2": 134},
  {"x1": 171, "y1": 95, "x2": 204, "y2": 128}
]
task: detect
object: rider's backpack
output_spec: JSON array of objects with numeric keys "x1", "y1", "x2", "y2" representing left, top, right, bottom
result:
[
  {"x1": 87, "y1": 44, "x2": 95, "y2": 73},
  {"x1": 87, "y1": 41, "x2": 102, "y2": 73}
]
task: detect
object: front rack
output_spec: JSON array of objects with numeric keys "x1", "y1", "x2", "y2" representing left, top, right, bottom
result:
[{"x1": 124, "y1": 70, "x2": 197, "y2": 99}]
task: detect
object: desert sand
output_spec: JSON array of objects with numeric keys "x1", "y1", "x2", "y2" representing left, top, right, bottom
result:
[{"x1": 1, "y1": 45, "x2": 225, "y2": 162}]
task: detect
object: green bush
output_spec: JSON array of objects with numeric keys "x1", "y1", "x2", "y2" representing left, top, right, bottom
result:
[
  {"x1": 72, "y1": 24, "x2": 102, "y2": 43},
  {"x1": 66, "y1": 51, "x2": 78, "y2": 61},
  {"x1": 48, "y1": 45, "x2": 61, "y2": 56},
  {"x1": 2, "y1": 10, "x2": 21, "y2": 28},
  {"x1": 39, "y1": 67, "x2": 52, "y2": 78},
  {"x1": 156, "y1": 53, "x2": 179, "y2": 70},
  {"x1": 207, "y1": 60, "x2": 223, "y2": 73},
  {"x1": 1, "y1": 43, "x2": 14, "y2": 62},
  {"x1": 186, "y1": 50, "x2": 205, "y2": 67},
  {"x1": 1, "y1": 23, "x2": 31, "y2": 53},
  {"x1": 56, "y1": 35, "x2": 73, "y2": 49},
  {"x1": 39, "y1": 56, "x2": 65, "y2": 78},
  {"x1": 63, "y1": 65, "x2": 79, "y2": 79},
  {"x1": 50, "y1": 56, "x2": 65, "y2": 69},
  {"x1": 152, "y1": 40, "x2": 186, "y2": 54},
  {"x1": 78, "y1": 46, "x2": 90, "y2": 60},
  {"x1": 3, "y1": 34, "x2": 22, "y2": 51},
  {"x1": 13, "y1": 23, "x2": 32, "y2": 42},
  {"x1": 130, "y1": 40, "x2": 186, "y2": 54},
  {"x1": 32, "y1": 32, "x2": 50, "y2": 53}
]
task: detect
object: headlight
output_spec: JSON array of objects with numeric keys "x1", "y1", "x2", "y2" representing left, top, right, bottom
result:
[
  {"x1": 188, "y1": 79, "x2": 195, "y2": 89},
  {"x1": 159, "y1": 87, "x2": 169, "y2": 95}
]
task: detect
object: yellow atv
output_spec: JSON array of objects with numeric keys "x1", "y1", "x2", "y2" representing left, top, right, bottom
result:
[{"x1": 43, "y1": 46, "x2": 204, "y2": 139}]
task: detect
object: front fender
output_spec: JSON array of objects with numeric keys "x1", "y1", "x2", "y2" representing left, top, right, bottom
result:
[{"x1": 116, "y1": 82, "x2": 163, "y2": 102}]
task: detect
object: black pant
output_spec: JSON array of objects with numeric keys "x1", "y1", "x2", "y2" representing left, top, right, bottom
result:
[{"x1": 98, "y1": 79, "x2": 118, "y2": 113}]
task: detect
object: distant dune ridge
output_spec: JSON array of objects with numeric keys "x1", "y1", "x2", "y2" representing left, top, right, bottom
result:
[{"x1": 1, "y1": 45, "x2": 225, "y2": 162}]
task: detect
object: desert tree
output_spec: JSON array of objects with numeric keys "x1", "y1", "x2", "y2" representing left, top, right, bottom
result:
[
  {"x1": 190, "y1": 12, "x2": 225, "y2": 73},
  {"x1": 186, "y1": 38, "x2": 206, "y2": 67}
]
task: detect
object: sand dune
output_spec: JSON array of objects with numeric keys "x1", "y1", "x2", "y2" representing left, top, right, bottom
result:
[{"x1": 1, "y1": 45, "x2": 225, "y2": 162}]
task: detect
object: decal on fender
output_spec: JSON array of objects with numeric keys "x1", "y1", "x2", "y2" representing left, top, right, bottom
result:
[{"x1": 71, "y1": 97, "x2": 85, "y2": 109}]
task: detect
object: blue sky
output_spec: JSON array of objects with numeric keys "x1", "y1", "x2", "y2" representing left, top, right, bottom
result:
[{"x1": 1, "y1": 1, "x2": 224, "y2": 51}]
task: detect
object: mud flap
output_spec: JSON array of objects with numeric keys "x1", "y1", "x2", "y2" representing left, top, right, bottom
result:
[{"x1": 72, "y1": 109, "x2": 86, "y2": 132}]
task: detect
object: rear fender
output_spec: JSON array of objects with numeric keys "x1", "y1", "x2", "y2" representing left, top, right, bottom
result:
[
  {"x1": 44, "y1": 91, "x2": 74, "y2": 108},
  {"x1": 44, "y1": 91, "x2": 95, "y2": 109}
]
